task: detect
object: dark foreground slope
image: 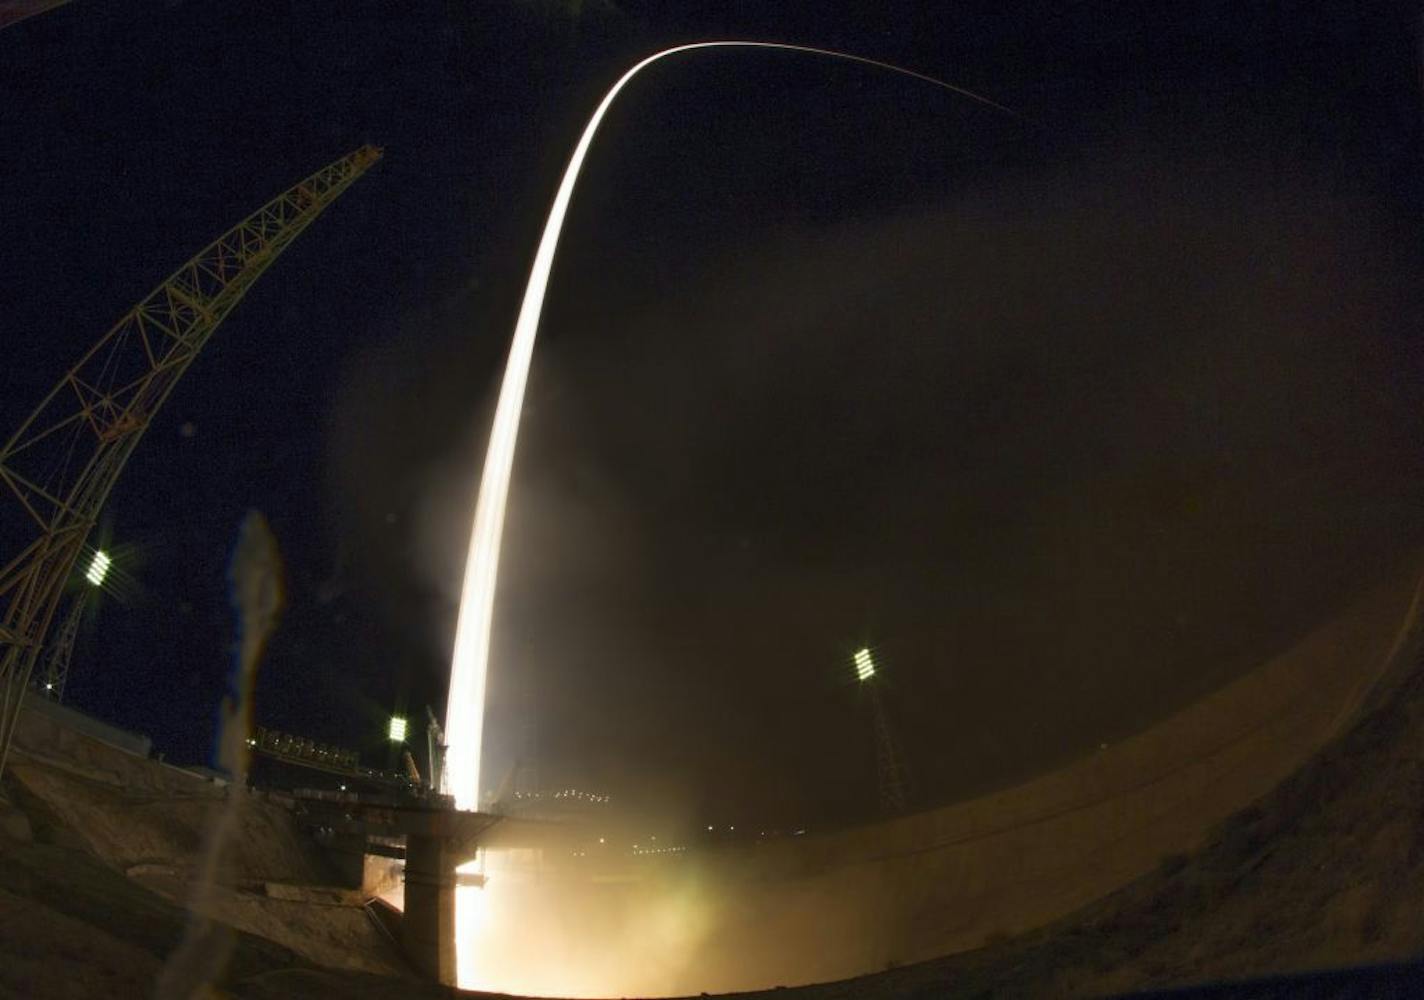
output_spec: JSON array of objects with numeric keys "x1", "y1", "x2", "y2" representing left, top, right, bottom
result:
[
  {"x1": 772, "y1": 606, "x2": 1424, "y2": 1000},
  {"x1": 1, "y1": 587, "x2": 1421, "y2": 1000},
  {"x1": 218, "y1": 596, "x2": 1424, "y2": 1000}
]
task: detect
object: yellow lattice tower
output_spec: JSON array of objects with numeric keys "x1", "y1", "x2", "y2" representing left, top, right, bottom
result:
[{"x1": 0, "y1": 145, "x2": 383, "y2": 775}]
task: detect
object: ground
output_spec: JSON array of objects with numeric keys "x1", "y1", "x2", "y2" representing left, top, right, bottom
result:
[{"x1": 1, "y1": 611, "x2": 1421, "y2": 999}]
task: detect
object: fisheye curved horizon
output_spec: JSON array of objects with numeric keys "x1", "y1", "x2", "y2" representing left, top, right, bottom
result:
[{"x1": 443, "y1": 41, "x2": 1019, "y2": 818}]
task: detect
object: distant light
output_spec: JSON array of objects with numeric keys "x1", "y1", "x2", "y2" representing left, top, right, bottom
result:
[
  {"x1": 853, "y1": 647, "x2": 876, "y2": 681},
  {"x1": 388, "y1": 716, "x2": 408, "y2": 742},
  {"x1": 598, "y1": 837, "x2": 605, "y2": 844},
  {"x1": 707, "y1": 825, "x2": 713, "y2": 831},
  {"x1": 85, "y1": 550, "x2": 111, "y2": 587},
  {"x1": 44, "y1": 682, "x2": 52, "y2": 691}
]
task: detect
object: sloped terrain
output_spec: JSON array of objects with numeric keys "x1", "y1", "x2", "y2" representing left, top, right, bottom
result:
[
  {"x1": 215, "y1": 603, "x2": 1424, "y2": 1000},
  {"x1": 7, "y1": 758, "x2": 333, "y2": 887},
  {"x1": 0, "y1": 833, "x2": 298, "y2": 1000},
  {"x1": 166, "y1": 603, "x2": 1424, "y2": 1000},
  {"x1": 1, "y1": 576, "x2": 1420, "y2": 999},
  {"x1": 763, "y1": 615, "x2": 1424, "y2": 999},
  {"x1": 0, "y1": 745, "x2": 413, "y2": 991}
]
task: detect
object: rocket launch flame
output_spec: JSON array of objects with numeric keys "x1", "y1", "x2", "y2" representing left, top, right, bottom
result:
[{"x1": 444, "y1": 42, "x2": 1013, "y2": 813}]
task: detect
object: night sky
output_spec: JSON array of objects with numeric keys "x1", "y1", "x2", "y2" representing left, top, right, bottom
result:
[{"x1": 3, "y1": 1, "x2": 1422, "y2": 831}]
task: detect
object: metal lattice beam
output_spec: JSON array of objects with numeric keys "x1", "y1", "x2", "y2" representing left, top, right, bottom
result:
[
  {"x1": 869, "y1": 680, "x2": 911, "y2": 813},
  {"x1": 0, "y1": 144, "x2": 383, "y2": 776},
  {"x1": 39, "y1": 588, "x2": 86, "y2": 702}
]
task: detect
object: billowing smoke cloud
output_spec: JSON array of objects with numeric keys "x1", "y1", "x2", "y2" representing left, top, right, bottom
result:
[
  {"x1": 326, "y1": 123, "x2": 1423, "y2": 993},
  {"x1": 330, "y1": 134, "x2": 1422, "y2": 829}
]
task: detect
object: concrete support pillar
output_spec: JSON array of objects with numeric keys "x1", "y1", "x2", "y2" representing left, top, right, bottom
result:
[
  {"x1": 403, "y1": 833, "x2": 456, "y2": 985},
  {"x1": 325, "y1": 831, "x2": 367, "y2": 888}
]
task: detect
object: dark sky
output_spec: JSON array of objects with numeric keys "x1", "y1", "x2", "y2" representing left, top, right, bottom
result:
[{"x1": 3, "y1": 1, "x2": 1423, "y2": 830}]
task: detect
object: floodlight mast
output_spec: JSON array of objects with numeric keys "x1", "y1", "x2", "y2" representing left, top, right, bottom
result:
[
  {"x1": 84, "y1": 551, "x2": 110, "y2": 588},
  {"x1": 388, "y1": 716, "x2": 408, "y2": 743},
  {"x1": 854, "y1": 647, "x2": 877, "y2": 681},
  {"x1": 39, "y1": 547, "x2": 109, "y2": 703},
  {"x1": 853, "y1": 646, "x2": 910, "y2": 813},
  {"x1": 39, "y1": 594, "x2": 84, "y2": 702}
]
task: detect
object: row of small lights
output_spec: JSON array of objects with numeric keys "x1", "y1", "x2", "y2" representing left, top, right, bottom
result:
[
  {"x1": 514, "y1": 789, "x2": 611, "y2": 803},
  {"x1": 568, "y1": 830, "x2": 814, "y2": 860},
  {"x1": 249, "y1": 734, "x2": 355, "y2": 760},
  {"x1": 567, "y1": 843, "x2": 688, "y2": 858}
]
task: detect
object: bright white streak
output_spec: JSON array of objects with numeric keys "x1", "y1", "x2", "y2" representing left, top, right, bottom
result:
[{"x1": 444, "y1": 41, "x2": 1015, "y2": 813}]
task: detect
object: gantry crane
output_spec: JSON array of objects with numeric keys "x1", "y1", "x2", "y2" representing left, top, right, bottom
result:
[{"x1": 0, "y1": 145, "x2": 383, "y2": 776}]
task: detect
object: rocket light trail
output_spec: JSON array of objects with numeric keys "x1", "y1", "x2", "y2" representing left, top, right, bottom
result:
[{"x1": 444, "y1": 42, "x2": 1016, "y2": 816}]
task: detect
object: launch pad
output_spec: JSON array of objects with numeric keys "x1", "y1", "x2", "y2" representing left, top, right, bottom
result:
[{"x1": 293, "y1": 789, "x2": 501, "y2": 984}]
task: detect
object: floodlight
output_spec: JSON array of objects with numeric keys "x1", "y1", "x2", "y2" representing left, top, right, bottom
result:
[
  {"x1": 388, "y1": 716, "x2": 408, "y2": 743},
  {"x1": 853, "y1": 647, "x2": 876, "y2": 682},
  {"x1": 85, "y1": 550, "x2": 111, "y2": 587}
]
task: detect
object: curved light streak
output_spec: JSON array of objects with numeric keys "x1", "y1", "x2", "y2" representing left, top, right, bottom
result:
[{"x1": 444, "y1": 42, "x2": 1016, "y2": 812}]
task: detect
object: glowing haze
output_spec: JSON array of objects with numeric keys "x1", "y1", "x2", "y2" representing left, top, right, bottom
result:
[{"x1": 443, "y1": 43, "x2": 1012, "y2": 811}]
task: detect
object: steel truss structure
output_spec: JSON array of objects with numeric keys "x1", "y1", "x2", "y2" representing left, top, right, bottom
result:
[
  {"x1": 869, "y1": 679, "x2": 912, "y2": 813},
  {"x1": 0, "y1": 145, "x2": 382, "y2": 776},
  {"x1": 38, "y1": 588, "x2": 86, "y2": 702}
]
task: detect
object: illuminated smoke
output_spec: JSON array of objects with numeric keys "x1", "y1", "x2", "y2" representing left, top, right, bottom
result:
[
  {"x1": 443, "y1": 40, "x2": 1013, "y2": 992},
  {"x1": 444, "y1": 39, "x2": 1013, "y2": 815}
]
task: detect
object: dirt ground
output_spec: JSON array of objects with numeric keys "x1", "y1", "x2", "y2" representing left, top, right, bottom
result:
[
  {"x1": 753, "y1": 622, "x2": 1424, "y2": 1000},
  {"x1": 2, "y1": 609, "x2": 1422, "y2": 999},
  {"x1": 0, "y1": 745, "x2": 413, "y2": 998}
]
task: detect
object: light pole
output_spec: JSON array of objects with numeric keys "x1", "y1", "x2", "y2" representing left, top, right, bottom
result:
[
  {"x1": 40, "y1": 549, "x2": 111, "y2": 702},
  {"x1": 853, "y1": 647, "x2": 910, "y2": 814}
]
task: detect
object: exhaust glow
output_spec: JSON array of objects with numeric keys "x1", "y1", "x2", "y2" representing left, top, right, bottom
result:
[{"x1": 444, "y1": 40, "x2": 1015, "y2": 817}]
